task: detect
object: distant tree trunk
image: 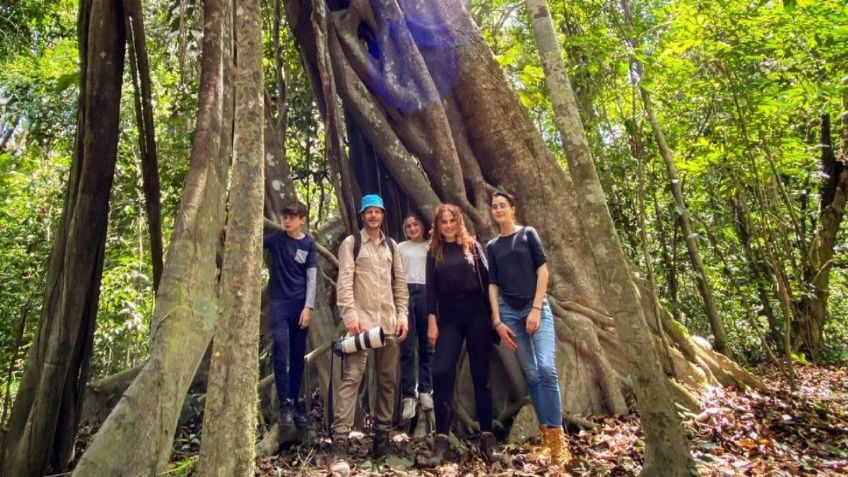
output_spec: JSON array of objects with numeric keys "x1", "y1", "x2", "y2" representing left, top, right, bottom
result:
[
  {"x1": 616, "y1": 0, "x2": 727, "y2": 354},
  {"x1": 0, "y1": 115, "x2": 19, "y2": 151},
  {"x1": 731, "y1": 183, "x2": 782, "y2": 349},
  {"x1": 627, "y1": 112, "x2": 671, "y2": 371},
  {"x1": 124, "y1": 0, "x2": 164, "y2": 290},
  {"x1": 72, "y1": 0, "x2": 234, "y2": 473},
  {"x1": 1, "y1": 299, "x2": 33, "y2": 426},
  {"x1": 796, "y1": 112, "x2": 848, "y2": 361},
  {"x1": 524, "y1": 0, "x2": 692, "y2": 474},
  {"x1": 263, "y1": 93, "x2": 297, "y2": 222},
  {"x1": 197, "y1": 0, "x2": 264, "y2": 471},
  {"x1": 283, "y1": 0, "x2": 757, "y2": 433},
  {"x1": 0, "y1": 0, "x2": 125, "y2": 474},
  {"x1": 652, "y1": 183, "x2": 682, "y2": 321}
]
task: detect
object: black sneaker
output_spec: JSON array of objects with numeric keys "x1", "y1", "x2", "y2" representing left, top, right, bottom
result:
[
  {"x1": 424, "y1": 433, "x2": 449, "y2": 467},
  {"x1": 371, "y1": 430, "x2": 391, "y2": 457},
  {"x1": 293, "y1": 401, "x2": 309, "y2": 428},
  {"x1": 279, "y1": 398, "x2": 294, "y2": 428},
  {"x1": 480, "y1": 431, "x2": 497, "y2": 463}
]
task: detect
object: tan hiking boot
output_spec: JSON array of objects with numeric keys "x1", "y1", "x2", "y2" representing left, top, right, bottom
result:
[{"x1": 541, "y1": 425, "x2": 572, "y2": 467}]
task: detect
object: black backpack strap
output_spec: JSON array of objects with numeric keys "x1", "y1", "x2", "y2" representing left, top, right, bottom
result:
[
  {"x1": 353, "y1": 232, "x2": 361, "y2": 261},
  {"x1": 387, "y1": 238, "x2": 397, "y2": 284}
]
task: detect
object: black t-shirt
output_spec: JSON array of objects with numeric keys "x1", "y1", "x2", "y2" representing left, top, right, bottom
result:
[
  {"x1": 426, "y1": 241, "x2": 489, "y2": 318},
  {"x1": 486, "y1": 226, "x2": 547, "y2": 310},
  {"x1": 263, "y1": 231, "x2": 317, "y2": 305}
]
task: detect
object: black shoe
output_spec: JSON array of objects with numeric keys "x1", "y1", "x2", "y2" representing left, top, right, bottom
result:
[
  {"x1": 424, "y1": 433, "x2": 449, "y2": 467},
  {"x1": 293, "y1": 401, "x2": 309, "y2": 428},
  {"x1": 480, "y1": 431, "x2": 497, "y2": 463},
  {"x1": 371, "y1": 430, "x2": 391, "y2": 457},
  {"x1": 279, "y1": 399, "x2": 294, "y2": 428}
]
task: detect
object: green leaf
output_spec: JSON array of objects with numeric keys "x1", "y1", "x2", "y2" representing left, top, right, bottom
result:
[{"x1": 782, "y1": 0, "x2": 797, "y2": 13}]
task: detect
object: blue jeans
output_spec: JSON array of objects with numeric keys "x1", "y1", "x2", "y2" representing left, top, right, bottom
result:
[
  {"x1": 269, "y1": 300, "x2": 308, "y2": 405},
  {"x1": 499, "y1": 298, "x2": 562, "y2": 426}
]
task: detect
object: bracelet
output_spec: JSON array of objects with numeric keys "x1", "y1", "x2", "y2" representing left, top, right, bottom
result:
[
  {"x1": 493, "y1": 320, "x2": 506, "y2": 330},
  {"x1": 532, "y1": 305, "x2": 542, "y2": 311}
]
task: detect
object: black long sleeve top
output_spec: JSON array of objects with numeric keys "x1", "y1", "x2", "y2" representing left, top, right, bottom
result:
[{"x1": 426, "y1": 241, "x2": 489, "y2": 318}]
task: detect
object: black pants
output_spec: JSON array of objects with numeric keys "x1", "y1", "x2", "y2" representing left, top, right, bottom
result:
[
  {"x1": 432, "y1": 295, "x2": 492, "y2": 434},
  {"x1": 400, "y1": 284, "x2": 434, "y2": 397}
]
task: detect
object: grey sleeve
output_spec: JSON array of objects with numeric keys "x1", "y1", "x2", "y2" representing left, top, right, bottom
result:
[{"x1": 305, "y1": 267, "x2": 318, "y2": 309}]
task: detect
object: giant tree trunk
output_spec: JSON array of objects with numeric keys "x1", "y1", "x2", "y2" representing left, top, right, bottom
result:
[
  {"x1": 0, "y1": 0, "x2": 125, "y2": 474},
  {"x1": 283, "y1": 0, "x2": 757, "y2": 435},
  {"x1": 796, "y1": 112, "x2": 848, "y2": 361},
  {"x1": 524, "y1": 0, "x2": 692, "y2": 473},
  {"x1": 72, "y1": 0, "x2": 234, "y2": 473},
  {"x1": 197, "y1": 0, "x2": 265, "y2": 472}
]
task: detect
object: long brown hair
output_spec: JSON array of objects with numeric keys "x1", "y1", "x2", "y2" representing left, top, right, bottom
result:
[{"x1": 427, "y1": 204, "x2": 475, "y2": 263}]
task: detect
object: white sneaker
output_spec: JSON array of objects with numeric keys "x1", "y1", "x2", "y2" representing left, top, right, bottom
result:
[
  {"x1": 418, "y1": 392, "x2": 434, "y2": 411},
  {"x1": 401, "y1": 397, "x2": 417, "y2": 420}
]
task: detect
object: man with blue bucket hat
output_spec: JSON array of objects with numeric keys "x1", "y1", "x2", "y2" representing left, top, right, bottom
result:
[{"x1": 330, "y1": 194, "x2": 409, "y2": 473}]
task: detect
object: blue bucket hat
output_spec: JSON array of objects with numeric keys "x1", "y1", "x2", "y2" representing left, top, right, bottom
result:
[{"x1": 359, "y1": 194, "x2": 385, "y2": 213}]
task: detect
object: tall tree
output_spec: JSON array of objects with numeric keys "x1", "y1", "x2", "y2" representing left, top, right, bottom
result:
[
  {"x1": 196, "y1": 0, "x2": 265, "y2": 472},
  {"x1": 523, "y1": 0, "x2": 693, "y2": 473},
  {"x1": 283, "y1": 0, "x2": 756, "y2": 434},
  {"x1": 797, "y1": 109, "x2": 848, "y2": 360},
  {"x1": 72, "y1": 0, "x2": 234, "y2": 472},
  {"x1": 0, "y1": 0, "x2": 126, "y2": 474}
]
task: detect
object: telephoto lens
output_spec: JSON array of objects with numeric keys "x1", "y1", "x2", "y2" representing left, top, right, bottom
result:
[{"x1": 332, "y1": 327, "x2": 386, "y2": 355}]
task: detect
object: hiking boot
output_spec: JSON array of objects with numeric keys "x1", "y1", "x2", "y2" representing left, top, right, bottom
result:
[
  {"x1": 279, "y1": 398, "x2": 294, "y2": 428},
  {"x1": 541, "y1": 425, "x2": 572, "y2": 467},
  {"x1": 418, "y1": 392, "x2": 434, "y2": 411},
  {"x1": 371, "y1": 429, "x2": 392, "y2": 457},
  {"x1": 330, "y1": 436, "x2": 350, "y2": 475},
  {"x1": 424, "y1": 433, "x2": 449, "y2": 467},
  {"x1": 293, "y1": 400, "x2": 309, "y2": 428},
  {"x1": 401, "y1": 397, "x2": 417, "y2": 421},
  {"x1": 480, "y1": 431, "x2": 497, "y2": 463}
]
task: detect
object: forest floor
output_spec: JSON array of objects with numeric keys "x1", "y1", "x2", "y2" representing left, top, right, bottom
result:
[{"x1": 146, "y1": 364, "x2": 848, "y2": 476}]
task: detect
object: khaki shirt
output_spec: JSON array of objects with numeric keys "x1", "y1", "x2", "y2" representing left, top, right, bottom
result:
[{"x1": 337, "y1": 229, "x2": 408, "y2": 334}]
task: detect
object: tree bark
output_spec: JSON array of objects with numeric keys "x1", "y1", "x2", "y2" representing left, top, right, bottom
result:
[
  {"x1": 197, "y1": 0, "x2": 265, "y2": 471},
  {"x1": 1, "y1": 299, "x2": 33, "y2": 426},
  {"x1": 72, "y1": 0, "x2": 233, "y2": 473},
  {"x1": 283, "y1": 0, "x2": 759, "y2": 428},
  {"x1": 264, "y1": 93, "x2": 297, "y2": 222},
  {"x1": 0, "y1": 1, "x2": 125, "y2": 475},
  {"x1": 524, "y1": 0, "x2": 693, "y2": 474},
  {"x1": 796, "y1": 112, "x2": 848, "y2": 361},
  {"x1": 123, "y1": 0, "x2": 164, "y2": 290}
]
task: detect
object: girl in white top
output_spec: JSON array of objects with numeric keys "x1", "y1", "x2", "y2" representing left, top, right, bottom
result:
[{"x1": 397, "y1": 213, "x2": 434, "y2": 419}]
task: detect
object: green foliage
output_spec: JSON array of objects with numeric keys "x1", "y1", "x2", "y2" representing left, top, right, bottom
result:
[{"x1": 475, "y1": 0, "x2": 848, "y2": 363}]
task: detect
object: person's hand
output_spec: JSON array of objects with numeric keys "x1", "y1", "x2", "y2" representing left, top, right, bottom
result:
[
  {"x1": 346, "y1": 318, "x2": 362, "y2": 336},
  {"x1": 299, "y1": 308, "x2": 312, "y2": 329},
  {"x1": 496, "y1": 321, "x2": 518, "y2": 351},
  {"x1": 427, "y1": 316, "x2": 439, "y2": 347},
  {"x1": 526, "y1": 307, "x2": 541, "y2": 335},
  {"x1": 397, "y1": 321, "x2": 409, "y2": 343}
]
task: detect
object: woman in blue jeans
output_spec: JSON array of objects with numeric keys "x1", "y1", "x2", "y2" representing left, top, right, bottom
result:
[{"x1": 486, "y1": 191, "x2": 571, "y2": 466}]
